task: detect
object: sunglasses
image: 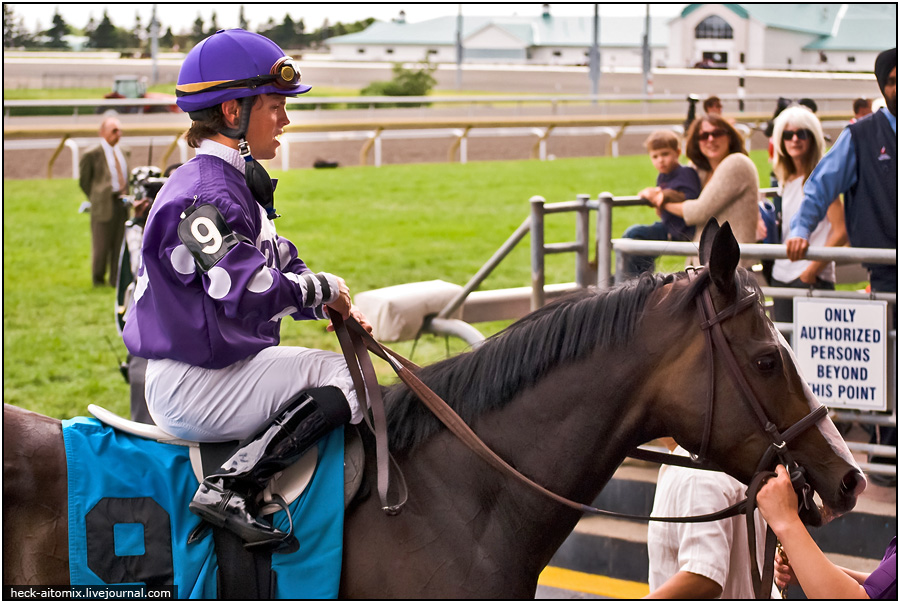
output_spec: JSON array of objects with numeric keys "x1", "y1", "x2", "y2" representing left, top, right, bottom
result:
[
  {"x1": 698, "y1": 129, "x2": 728, "y2": 141},
  {"x1": 782, "y1": 129, "x2": 811, "y2": 142}
]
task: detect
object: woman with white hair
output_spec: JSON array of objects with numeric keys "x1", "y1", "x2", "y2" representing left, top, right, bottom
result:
[{"x1": 770, "y1": 106, "x2": 847, "y2": 322}]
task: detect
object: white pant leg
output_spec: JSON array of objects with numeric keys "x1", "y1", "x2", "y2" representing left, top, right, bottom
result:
[{"x1": 145, "y1": 346, "x2": 361, "y2": 442}]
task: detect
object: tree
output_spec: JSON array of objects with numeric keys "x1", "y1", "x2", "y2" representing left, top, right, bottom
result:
[
  {"x1": 3, "y1": 4, "x2": 34, "y2": 48},
  {"x1": 207, "y1": 11, "x2": 219, "y2": 37},
  {"x1": 87, "y1": 11, "x2": 119, "y2": 49},
  {"x1": 160, "y1": 26, "x2": 175, "y2": 49},
  {"x1": 259, "y1": 14, "x2": 297, "y2": 49},
  {"x1": 131, "y1": 13, "x2": 144, "y2": 50},
  {"x1": 83, "y1": 15, "x2": 96, "y2": 41},
  {"x1": 238, "y1": 5, "x2": 248, "y2": 30},
  {"x1": 43, "y1": 10, "x2": 71, "y2": 48},
  {"x1": 191, "y1": 15, "x2": 205, "y2": 44},
  {"x1": 359, "y1": 61, "x2": 438, "y2": 107}
]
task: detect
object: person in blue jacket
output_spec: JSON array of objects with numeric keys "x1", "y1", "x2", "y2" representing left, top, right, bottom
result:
[{"x1": 784, "y1": 47, "x2": 896, "y2": 486}]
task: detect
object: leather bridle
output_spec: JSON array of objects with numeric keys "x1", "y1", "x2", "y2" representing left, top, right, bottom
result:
[
  {"x1": 685, "y1": 266, "x2": 828, "y2": 598},
  {"x1": 333, "y1": 266, "x2": 830, "y2": 599}
]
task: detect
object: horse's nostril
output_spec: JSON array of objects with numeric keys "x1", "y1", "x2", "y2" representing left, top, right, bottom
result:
[{"x1": 841, "y1": 471, "x2": 866, "y2": 496}]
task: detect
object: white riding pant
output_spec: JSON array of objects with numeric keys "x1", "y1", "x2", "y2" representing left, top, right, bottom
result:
[{"x1": 145, "y1": 346, "x2": 362, "y2": 442}]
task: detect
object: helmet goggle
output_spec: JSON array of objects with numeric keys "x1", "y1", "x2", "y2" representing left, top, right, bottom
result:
[{"x1": 176, "y1": 56, "x2": 301, "y2": 97}]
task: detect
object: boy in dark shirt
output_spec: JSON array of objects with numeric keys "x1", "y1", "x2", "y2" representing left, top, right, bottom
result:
[{"x1": 622, "y1": 130, "x2": 702, "y2": 277}]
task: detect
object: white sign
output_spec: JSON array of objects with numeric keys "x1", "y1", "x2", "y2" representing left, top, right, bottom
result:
[{"x1": 792, "y1": 298, "x2": 887, "y2": 411}]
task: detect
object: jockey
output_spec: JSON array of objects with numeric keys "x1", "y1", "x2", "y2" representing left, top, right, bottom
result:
[{"x1": 122, "y1": 29, "x2": 371, "y2": 550}]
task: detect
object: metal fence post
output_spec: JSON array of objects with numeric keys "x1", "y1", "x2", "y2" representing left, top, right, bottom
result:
[
  {"x1": 575, "y1": 194, "x2": 590, "y2": 288},
  {"x1": 65, "y1": 138, "x2": 80, "y2": 179},
  {"x1": 596, "y1": 192, "x2": 614, "y2": 289},
  {"x1": 530, "y1": 196, "x2": 546, "y2": 311}
]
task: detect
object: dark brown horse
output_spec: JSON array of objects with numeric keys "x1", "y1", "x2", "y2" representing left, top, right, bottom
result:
[{"x1": 4, "y1": 222, "x2": 865, "y2": 598}]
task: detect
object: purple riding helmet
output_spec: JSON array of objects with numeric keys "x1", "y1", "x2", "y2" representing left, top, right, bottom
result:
[
  {"x1": 175, "y1": 28, "x2": 310, "y2": 117},
  {"x1": 175, "y1": 29, "x2": 310, "y2": 217}
]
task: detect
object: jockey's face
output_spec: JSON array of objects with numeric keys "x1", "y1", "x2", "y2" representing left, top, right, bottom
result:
[{"x1": 244, "y1": 94, "x2": 290, "y2": 161}]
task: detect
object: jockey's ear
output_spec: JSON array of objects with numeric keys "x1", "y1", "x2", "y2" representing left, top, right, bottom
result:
[
  {"x1": 708, "y1": 221, "x2": 739, "y2": 298},
  {"x1": 698, "y1": 218, "x2": 720, "y2": 266}
]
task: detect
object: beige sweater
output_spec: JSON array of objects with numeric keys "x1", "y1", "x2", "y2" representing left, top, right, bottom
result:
[{"x1": 682, "y1": 153, "x2": 760, "y2": 266}]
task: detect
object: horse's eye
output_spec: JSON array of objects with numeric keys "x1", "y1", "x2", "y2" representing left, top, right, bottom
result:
[{"x1": 756, "y1": 355, "x2": 779, "y2": 373}]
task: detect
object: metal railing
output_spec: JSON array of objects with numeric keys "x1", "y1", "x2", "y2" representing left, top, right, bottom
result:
[
  {"x1": 2, "y1": 92, "x2": 872, "y2": 115},
  {"x1": 509, "y1": 190, "x2": 897, "y2": 476},
  {"x1": 5, "y1": 109, "x2": 852, "y2": 175}
]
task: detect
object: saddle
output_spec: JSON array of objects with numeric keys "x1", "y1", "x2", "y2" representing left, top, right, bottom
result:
[{"x1": 87, "y1": 403, "x2": 366, "y2": 510}]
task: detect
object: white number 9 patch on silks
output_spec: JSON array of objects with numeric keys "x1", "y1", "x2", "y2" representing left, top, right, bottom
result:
[{"x1": 177, "y1": 203, "x2": 240, "y2": 272}]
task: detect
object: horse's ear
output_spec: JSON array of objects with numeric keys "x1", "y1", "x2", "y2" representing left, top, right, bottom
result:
[
  {"x1": 698, "y1": 218, "x2": 720, "y2": 266},
  {"x1": 708, "y1": 221, "x2": 740, "y2": 295}
]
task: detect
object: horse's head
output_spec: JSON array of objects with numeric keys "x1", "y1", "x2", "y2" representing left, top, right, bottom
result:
[{"x1": 645, "y1": 219, "x2": 865, "y2": 526}]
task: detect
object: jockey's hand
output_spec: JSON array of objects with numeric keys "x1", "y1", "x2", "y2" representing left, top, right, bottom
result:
[
  {"x1": 349, "y1": 305, "x2": 374, "y2": 334},
  {"x1": 326, "y1": 304, "x2": 373, "y2": 334},
  {"x1": 325, "y1": 276, "x2": 352, "y2": 320},
  {"x1": 785, "y1": 237, "x2": 810, "y2": 261}
]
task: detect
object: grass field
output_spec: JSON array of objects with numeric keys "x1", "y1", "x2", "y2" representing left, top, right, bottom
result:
[{"x1": 4, "y1": 152, "x2": 775, "y2": 420}]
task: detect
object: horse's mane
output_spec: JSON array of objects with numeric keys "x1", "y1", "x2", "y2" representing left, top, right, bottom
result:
[
  {"x1": 383, "y1": 270, "x2": 695, "y2": 453},
  {"x1": 384, "y1": 266, "x2": 763, "y2": 453}
]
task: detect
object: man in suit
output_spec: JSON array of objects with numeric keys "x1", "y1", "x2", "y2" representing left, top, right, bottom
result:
[{"x1": 79, "y1": 116, "x2": 130, "y2": 286}]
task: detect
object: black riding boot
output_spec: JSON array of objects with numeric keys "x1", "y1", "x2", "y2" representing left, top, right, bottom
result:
[{"x1": 189, "y1": 386, "x2": 351, "y2": 549}]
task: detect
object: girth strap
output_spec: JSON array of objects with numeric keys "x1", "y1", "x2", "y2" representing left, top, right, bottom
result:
[{"x1": 198, "y1": 443, "x2": 274, "y2": 600}]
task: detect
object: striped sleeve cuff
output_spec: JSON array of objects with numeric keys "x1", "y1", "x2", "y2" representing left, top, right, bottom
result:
[{"x1": 285, "y1": 271, "x2": 341, "y2": 309}]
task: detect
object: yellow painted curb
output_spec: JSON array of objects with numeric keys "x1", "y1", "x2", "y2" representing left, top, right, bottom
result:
[{"x1": 538, "y1": 565, "x2": 650, "y2": 599}]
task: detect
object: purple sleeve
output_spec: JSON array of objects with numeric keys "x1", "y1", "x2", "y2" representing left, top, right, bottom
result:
[
  {"x1": 863, "y1": 537, "x2": 897, "y2": 600},
  {"x1": 188, "y1": 197, "x2": 338, "y2": 323}
]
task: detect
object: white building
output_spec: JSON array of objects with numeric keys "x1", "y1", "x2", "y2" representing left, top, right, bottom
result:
[
  {"x1": 669, "y1": 4, "x2": 897, "y2": 71},
  {"x1": 327, "y1": 3, "x2": 896, "y2": 71},
  {"x1": 328, "y1": 5, "x2": 671, "y2": 69}
]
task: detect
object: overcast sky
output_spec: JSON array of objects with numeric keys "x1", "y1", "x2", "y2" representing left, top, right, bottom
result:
[{"x1": 9, "y1": 3, "x2": 687, "y2": 35}]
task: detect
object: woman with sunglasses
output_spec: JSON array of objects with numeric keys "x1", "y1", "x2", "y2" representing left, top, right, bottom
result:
[
  {"x1": 769, "y1": 106, "x2": 847, "y2": 322},
  {"x1": 123, "y1": 29, "x2": 372, "y2": 550},
  {"x1": 652, "y1": 115, "x2": 760, "y2": 262}
]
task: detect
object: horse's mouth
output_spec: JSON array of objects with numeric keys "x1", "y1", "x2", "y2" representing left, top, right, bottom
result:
[
  {"x1": 805, "y1": 500, "x2": 847, "y2": 528},
  {"x1": 799, "y1": 501, "x2": 825, "y2": 527}
]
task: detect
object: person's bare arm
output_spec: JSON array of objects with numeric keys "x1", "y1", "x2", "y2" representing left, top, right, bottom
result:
[
  {"x1": 798, "y1": 198, "x2": 848, "y2": 283},
  {"x1": 660, "y1": 189, "x2": 687, "y2": 205},
  {"x1": 758, "y1": 466, "x2": 871, "y2": 599},
  {"x1": 644, "y1": 570, "x2": 722, "y2": 599}
]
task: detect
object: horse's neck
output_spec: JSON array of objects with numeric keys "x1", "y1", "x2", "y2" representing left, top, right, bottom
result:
[{"x1": 408, "y1": 349, "x2": 652, "y2": 575}]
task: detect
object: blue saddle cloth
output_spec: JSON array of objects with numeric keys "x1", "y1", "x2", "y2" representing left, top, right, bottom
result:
[{"x1": 62, "y1": 416, "x2": 344, "y2": 599}]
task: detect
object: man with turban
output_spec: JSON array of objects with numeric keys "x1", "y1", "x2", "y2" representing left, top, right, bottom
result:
[{"x1": 784, "y1": 48, "x2": 896, "y2": 486}]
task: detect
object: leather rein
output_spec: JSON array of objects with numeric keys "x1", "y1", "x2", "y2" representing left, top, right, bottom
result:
[{"x1": 333, "y1": 267, "x2": 828, "y2": 598}]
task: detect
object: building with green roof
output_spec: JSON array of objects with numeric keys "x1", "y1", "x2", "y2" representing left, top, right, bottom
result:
[
  {"x1": 670, "y1": 3, "x2": 896, "y2": 70},
  {"x1": 327, "y1": 3, "x2": 896, "y2": 72},
  {"x1": 328, "y1": 5, "x2": 671, "y2": 68}
]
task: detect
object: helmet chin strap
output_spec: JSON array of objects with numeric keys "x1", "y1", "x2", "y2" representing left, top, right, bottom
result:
[{"x1": 219, "y1": 96, "x2": 280, "y2": 220}]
